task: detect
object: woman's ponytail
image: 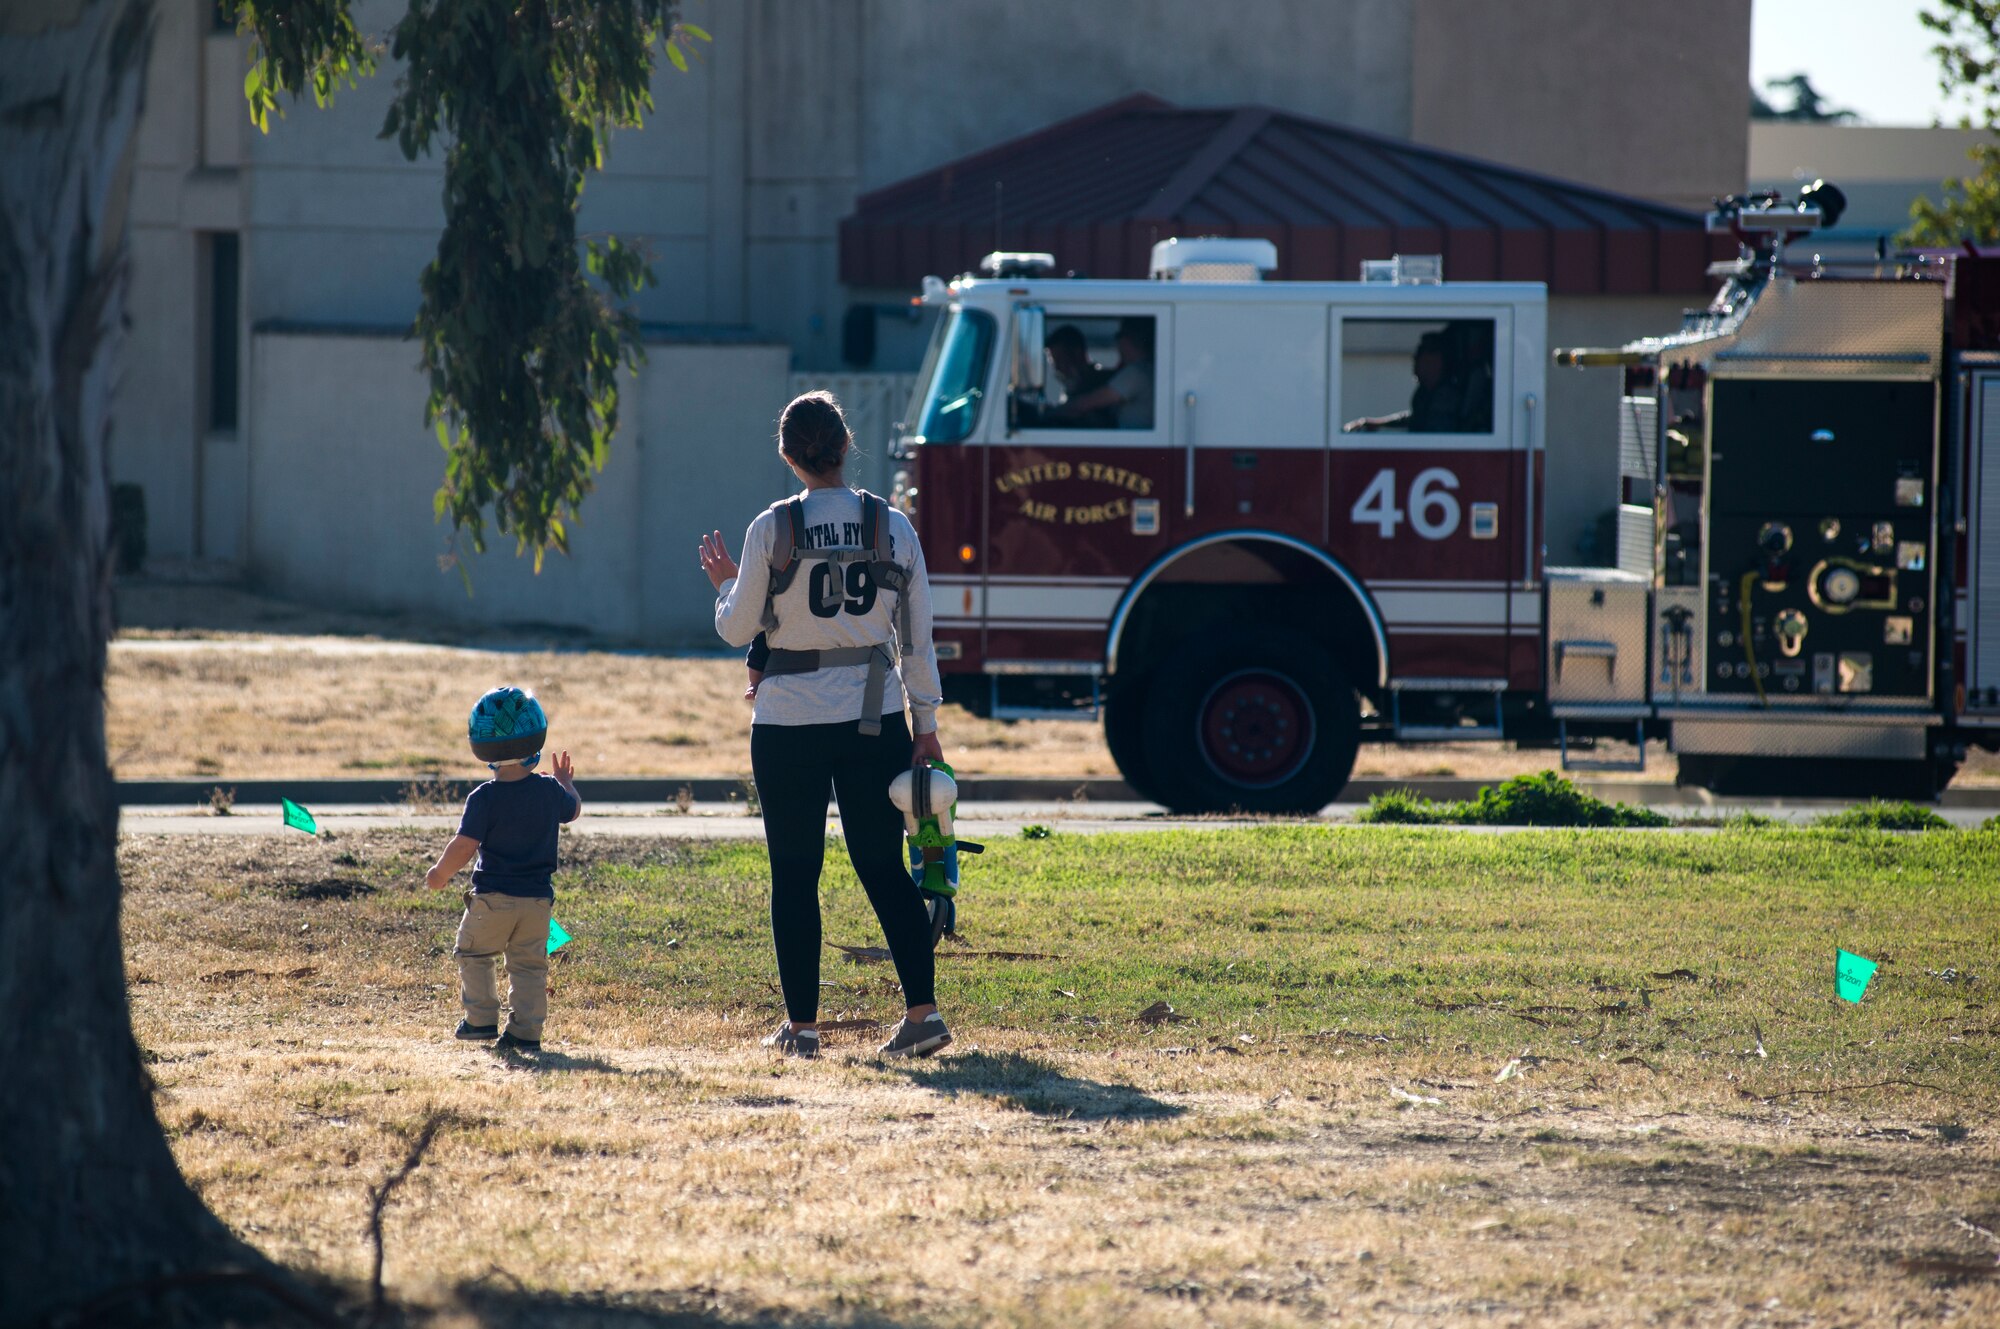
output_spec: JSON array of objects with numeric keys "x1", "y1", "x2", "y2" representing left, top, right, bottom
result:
[{"x1": 778, "y1": 391, "x2": 851, "y2": 476}]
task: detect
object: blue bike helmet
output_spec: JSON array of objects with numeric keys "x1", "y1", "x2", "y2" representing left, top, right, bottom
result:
[{"x1": 468, "y1": 686, "x2": 548, "y2": 764}]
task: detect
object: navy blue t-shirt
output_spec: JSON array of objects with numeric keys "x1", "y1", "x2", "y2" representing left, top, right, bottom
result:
[{"x1": 457, "y1": 775, "x2": 580, "y2": 897}]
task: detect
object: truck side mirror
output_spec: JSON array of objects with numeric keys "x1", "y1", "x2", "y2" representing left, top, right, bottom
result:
[{"x1": 1013, "y1": 305, "x2": 1046, "y2": 396}]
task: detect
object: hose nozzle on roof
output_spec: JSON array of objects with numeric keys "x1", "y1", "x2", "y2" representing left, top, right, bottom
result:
[{"x1": 1552, "y1": 348, "x2": 1642, "y2": 368}]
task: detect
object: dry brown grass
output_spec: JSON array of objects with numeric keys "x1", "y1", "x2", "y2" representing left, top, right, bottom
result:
[
  {"x1": 122, "y1": 831, "x2": 2000, "y2": 1327},
  {"x1": 103, "y1": 583, "x2": 1578, "y2": 784},
  {"x1": 106, "y1": 582, "x2": 2000, "y2": 788},
  {"x1": 106, "y1": 644, "x2": 1119, "y2": 781}
]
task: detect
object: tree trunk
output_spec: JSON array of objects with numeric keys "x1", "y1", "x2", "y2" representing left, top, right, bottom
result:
[{"x1": 0, "y1": 2, "x2": 259, "y2": 1321}]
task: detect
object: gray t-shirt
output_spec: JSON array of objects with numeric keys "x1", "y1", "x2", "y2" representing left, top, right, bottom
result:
[
  {"x1": 1109, "y1": 361, "x2": 1154, "y2": 429},
  {"x1": 714, "y1": 488, "x2": 943, "y2": 733}
]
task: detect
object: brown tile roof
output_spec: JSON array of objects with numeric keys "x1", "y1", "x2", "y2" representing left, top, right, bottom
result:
[{"x1": 841, "y1": 95, "x2": 1725, "y2": 294}]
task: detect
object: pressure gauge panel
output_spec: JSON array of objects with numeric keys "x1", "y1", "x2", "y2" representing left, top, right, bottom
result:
[{"x1": 1701, "y1": 378, "x2": 1935, "y2": 701}]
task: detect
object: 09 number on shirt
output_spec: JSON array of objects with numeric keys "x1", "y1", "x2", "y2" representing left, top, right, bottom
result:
[{"x1": 809, "y1": 562, "x2": 878, "y2": 617}]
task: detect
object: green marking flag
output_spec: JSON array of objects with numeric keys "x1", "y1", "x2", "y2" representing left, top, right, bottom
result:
[
  {"x1": 280, "y1": 798, "x2": 318, "y2": 836},
  {"x1": 547, "y1": 918, "x2": 572, "y2": 955},
  {"x1": 1836, "y1": 948, "x2": 1878, "y2": 1003}
]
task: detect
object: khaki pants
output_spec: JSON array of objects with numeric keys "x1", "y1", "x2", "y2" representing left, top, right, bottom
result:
[{"x1": 454, "y1": 892, "x2": 552, "y2": 1040}]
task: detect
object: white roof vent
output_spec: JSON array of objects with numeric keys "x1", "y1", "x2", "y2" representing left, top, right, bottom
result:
[
  {"x1": 1359, "y1": 253, "x2": 1444, "y2": 285},
  {"x1": 1149, "y1": 236, "x2": 1278, "y2": 281},
  {"x1": 977, "y1": 251, "x2": 1058, "y2": 278}
]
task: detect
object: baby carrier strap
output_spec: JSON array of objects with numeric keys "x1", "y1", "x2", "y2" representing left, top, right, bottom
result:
[
  {"x1": 766, "y1": 496, "x2": 807, "y2": 591},
  {"x1": 761, "y1": 496, "x2": 808, "y2": 631},
  {"x1": 856, "y1": 490, "x2": 914, "y2": 650}
]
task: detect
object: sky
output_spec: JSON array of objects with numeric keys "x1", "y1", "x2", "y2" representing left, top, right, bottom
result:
[{"x1": 1752, "y1": 0, "x2": 1973, "y2": 126}]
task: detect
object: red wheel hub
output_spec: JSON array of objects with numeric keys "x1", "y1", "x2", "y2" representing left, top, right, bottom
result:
[{"x1": 1196, "y1": 669, "x2": 1315, "y2": 788}]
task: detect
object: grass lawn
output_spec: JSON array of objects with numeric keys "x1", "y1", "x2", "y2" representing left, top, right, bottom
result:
[{"x1": 125, "y1": 826, "x2": 2000, "y2": 1326}]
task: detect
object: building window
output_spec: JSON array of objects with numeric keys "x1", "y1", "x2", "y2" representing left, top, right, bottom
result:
[{"x1": 207, "y1": 232, "x2": 240, "y2": 433}]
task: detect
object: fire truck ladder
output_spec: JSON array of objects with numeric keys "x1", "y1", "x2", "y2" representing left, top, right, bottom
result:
[
  {"x1": 1388, "y1": 679, "x2": 1506, "y2": 742},
  {"x1": 1556, "y1": 717, "x2": 1648, "y2": 773}
]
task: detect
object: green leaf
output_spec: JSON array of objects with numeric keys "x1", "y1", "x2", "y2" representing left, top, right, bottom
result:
[{"x1": 666, "y1": 41, "x2": 687, "y2": 72}]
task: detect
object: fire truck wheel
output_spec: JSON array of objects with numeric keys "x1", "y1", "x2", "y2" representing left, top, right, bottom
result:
[
  {"x1": 1141, "y1": 631, "x2": 1359, "y2": 815},
  {"x1": 1102, "y1": 672, "x2": 1174, "y2": 807}
]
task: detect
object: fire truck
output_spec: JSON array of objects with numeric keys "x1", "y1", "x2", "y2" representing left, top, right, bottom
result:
[{"x1": 888, "y1": 187, "x2": 2000, "y2": 811}]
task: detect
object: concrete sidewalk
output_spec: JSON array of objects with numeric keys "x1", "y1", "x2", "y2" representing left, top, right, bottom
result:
[{"x1": 117, "y1": 797, "x2": 2000, "y2": 836}]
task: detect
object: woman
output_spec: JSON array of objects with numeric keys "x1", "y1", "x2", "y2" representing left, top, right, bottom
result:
[{"x1": 699, "y1": 390, "x2": 952, "y2": 1059}]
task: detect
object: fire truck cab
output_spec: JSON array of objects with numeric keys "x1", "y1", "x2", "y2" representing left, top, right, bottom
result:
[
  {"x1": 894, "y1": 238, "x2": 1549, "y2": 812},
  {"x1": 892, "y1": 208, "x2": 2000, "y2": 810}
]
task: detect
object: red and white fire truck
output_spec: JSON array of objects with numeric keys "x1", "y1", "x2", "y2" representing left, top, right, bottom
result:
[{"x1": 889, "y1": 188, "x2": 2000, "y2": 811}]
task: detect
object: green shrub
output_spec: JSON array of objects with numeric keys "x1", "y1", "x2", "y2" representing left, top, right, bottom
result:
[
  {"x1": 1357, "y1": 771, "x2": 1667, "y2": 828},
  {"x1": 1461, "y1": 771, "x2": 1669, "y2": 827},
  {"x1": 1019, "y1": 824, "x2": 1052, "y2": 840},
  {"x1": 1353, "y1": 788, "x2": 1442, "y2": 824},
  {"x1": 1814, "y1": 801, "x2": 1953, "y2": 832}
]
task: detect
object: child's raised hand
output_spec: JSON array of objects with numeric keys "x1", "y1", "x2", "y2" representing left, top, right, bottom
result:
[
  {"x1": 698, "y1": 530, "x2": 739, "y2": 591},
  {"x1": 553, "y1": 750, "x2": 575, "y2": 784}
]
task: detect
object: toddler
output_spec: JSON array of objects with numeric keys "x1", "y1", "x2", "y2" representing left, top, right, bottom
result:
[{"x1": 425, "y1": 686, "x2": 582, "y2": 1052}]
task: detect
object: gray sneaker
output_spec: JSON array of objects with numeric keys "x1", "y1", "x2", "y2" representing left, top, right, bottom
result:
[
  {"x1": 877, "y1": 1013, "x2": 951, "y2": 1058},
  {"x1": 761, "y1": 1022, "x2": 820, "y2": 1058}
]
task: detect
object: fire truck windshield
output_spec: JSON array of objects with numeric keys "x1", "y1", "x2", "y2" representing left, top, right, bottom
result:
[{"x1": 904, "y1": 308, "x2": 995, "y2": 443}]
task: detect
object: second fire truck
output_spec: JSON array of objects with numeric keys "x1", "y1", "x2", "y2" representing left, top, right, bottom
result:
[{"x1": 889, "y1": 191, "x2": 2000, "y2": 811}]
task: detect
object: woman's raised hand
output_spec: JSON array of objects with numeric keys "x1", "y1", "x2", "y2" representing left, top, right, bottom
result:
[{"x1": 698, "y1": 530, "x2": 739, "y2": 591}]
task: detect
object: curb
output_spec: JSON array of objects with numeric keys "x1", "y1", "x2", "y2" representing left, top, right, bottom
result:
[
  {"x1": 115, "y1": 776, "x2": 1138, "y2": 806},
  {"x1": 114, "y1": 776, "x2": 2000, "y2": 809}
]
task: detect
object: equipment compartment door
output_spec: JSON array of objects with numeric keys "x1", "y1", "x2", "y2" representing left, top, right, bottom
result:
[{"x1": 1965, "y1": 371, "x2": 2000, "y2": 712}]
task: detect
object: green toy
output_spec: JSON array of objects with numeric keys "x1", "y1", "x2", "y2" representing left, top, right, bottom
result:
[{"x1": 888, "y1": 760, "x2": 983, "y2": 946}]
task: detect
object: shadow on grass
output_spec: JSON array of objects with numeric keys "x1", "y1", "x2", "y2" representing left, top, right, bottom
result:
[
  {"x1": 278, "y1": 875, "x2": 378, "y2": 901},
  {"x1": 450, "y1": 1281, "x2": 922, "y2": 1328},
  {"x1": 888, "y1": 1050, "x2": 1184, "y2": 1121},
  {"x1": 490, "y1": 1046, "x2": 627, "y2": 1074}
]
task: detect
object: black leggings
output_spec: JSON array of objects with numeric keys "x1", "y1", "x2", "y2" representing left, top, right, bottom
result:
[{"x1": 750, "y1": 714, "x2": 936, "y2": 1023}]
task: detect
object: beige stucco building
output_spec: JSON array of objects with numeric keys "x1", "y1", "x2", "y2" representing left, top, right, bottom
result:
[
  {"x1": 120, "y1": 0, "x2": 1750, "y2": 642},
  {"x1": 1747, "y1": 121, "x2": 1993, "y2": 257}
]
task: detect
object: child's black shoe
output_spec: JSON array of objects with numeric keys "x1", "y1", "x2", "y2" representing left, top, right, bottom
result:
[
  {"x1": 495, "y1": 1032, "x2": 541, "y2": 1053},
  {"x1": 455, "y1": 1020, "x2": 499, "y2": 1040}
]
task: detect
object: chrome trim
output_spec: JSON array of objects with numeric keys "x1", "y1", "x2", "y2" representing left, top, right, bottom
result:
[
  {"x1": 1103, "y1": 529, "x2": 1391, "y2": 688},
  {"x1": 1182, "y1": 391, "x2": 1198, "y2": 518},
  {"x1": 1653, "y1": 706, "x2": 1940, "y2": 725},
  {"x1": 1391, "y1": 677, "x2": 1508, "y2": 692},
  {"x1": 1522, "y1": 392, "x2": 1539, "y2": 585},
  {"x1": 983, "y1": 659, "x2": 1104, "y2": 676}
]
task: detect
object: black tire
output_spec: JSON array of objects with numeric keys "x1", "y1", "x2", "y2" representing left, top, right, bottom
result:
[
  {"x1": 1676, "y1": 755, "x2": 1945, "y2": 801},
  {"x1": 1102, "y1": 669, "x2": 1174, "y2": 806},
  {"x1": 1139, "y1": 630, "x2": 1360, "y2": 814}
]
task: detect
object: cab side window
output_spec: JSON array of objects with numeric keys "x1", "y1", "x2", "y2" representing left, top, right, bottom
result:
[
  {"x1": 1019, "y1": 315, "x2": 1158, "y2": 431},
  {"x1": 1341, "y1": 319, "x2": 1495, "y2": 435}
]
